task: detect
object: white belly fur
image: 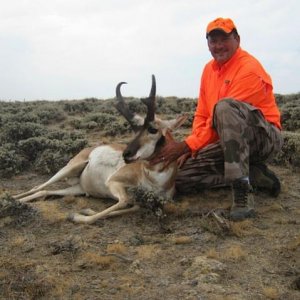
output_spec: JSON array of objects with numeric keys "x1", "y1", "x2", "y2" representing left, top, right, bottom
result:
[{"x1": 80, "y1": 145, "x2": 125, "y2": 198}]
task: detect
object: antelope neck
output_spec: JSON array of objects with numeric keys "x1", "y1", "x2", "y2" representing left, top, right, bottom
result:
[{"x1": 147, "y1": 135, "x2": 166, "y2": 161}]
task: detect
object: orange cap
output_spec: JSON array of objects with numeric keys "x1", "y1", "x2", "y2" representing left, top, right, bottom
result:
[{"x1": 206, "y1": 17, "x2": 237, "y2": 36}]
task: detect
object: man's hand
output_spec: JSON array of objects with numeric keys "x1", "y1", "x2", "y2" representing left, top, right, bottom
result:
[
  {"x1": 150, "y1": 141, "x2": 190, "y2": 168},
  {"x1": 177, "y1": 152, "x2": 191, "y2": 168}
]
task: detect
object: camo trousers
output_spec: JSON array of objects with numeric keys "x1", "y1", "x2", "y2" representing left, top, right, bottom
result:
[{"x1": 176, "y1": 98, "x2": 283, "y2": 193}]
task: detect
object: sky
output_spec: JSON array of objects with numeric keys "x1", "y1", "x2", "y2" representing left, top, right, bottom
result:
[{"x1": 0, "y1": 0, "x2": 299, "y2": 101}]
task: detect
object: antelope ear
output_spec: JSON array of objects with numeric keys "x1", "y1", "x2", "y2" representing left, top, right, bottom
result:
[
  {"x1": 156, "y1": 114, "x2": 188, "y2": 132},
  {"x1": 163, "y1": 129, "x2": 175, "y2": 142},
  {"x1": 172, "y1": 114, "x2": 189, "y2": 130},
  {"x1": 161, "y1": 127, "x2": 168, "y2": 136}
]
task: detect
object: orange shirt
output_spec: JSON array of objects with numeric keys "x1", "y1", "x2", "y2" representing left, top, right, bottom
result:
[{"x1": 185, "y1": 47, "x2": 281, "y2": 153}]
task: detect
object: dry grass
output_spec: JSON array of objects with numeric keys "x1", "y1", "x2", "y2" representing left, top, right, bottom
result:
[
  {"x1": 259, "y1": 202, "x2": 284, "y2": 214},
  {"x1": 286, "y1": 235, "x2": 300, "y2": 251},
  {"x1": 136, "y1": 244, "x2": 161, "y2": 259},
  {"x1": 63, "y1": 195, "x2": 79, "y2": 204},
  {"x1": 205, "y1": 244, "x2": 247, "y2": 262},
  {"x1": 0, "y1": 216, "x2": 13, "y2": 227},
  {"x1": 64, "y1": 196, "x2": 90, "y2": 211},
  {"x1": 229, "y1": 219, "x2": 260, "y2": 237},
  {"x1": 169, "y1": 235, "x2": 193, "y2": 244},
  {"x1": 0, "y1": 257, "x2": 68, "y2": 299},
  {"x1": 106, "y1": 243, "x2": 128, "y2": 254},
  {"x1": 10, "y1": 235, "x2": 27, "y2": 247},
  {"x1": 78, "y1": 251, "x2": 116, "y2": 268},
  {"x1": 205, "y1": 248, "x2": 219, "y2": 259},
  {"x1": 37, "y1": 201, "x2": 66, "y2": 223},
  {"x1": 262, "y1": 286, "x2": 280, "y2": 299},
  {"x1": 164, "y1": 199, "x2": 194, "y2": 216},
  {"x1": 222, "y1": 244, "x2": 247, "y2": 261},
  {"x1": 118, "y1": 275, "x2": 146, "y2": 296}
]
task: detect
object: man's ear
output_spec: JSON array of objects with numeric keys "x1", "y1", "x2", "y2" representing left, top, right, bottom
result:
[{"x1": 234, "y1": 34, "x2": 240, "y2": 43}]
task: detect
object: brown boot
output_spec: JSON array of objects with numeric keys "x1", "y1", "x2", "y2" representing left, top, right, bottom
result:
[{"x1": 230, "y1": 178, "x2": 255, "y2": 221}]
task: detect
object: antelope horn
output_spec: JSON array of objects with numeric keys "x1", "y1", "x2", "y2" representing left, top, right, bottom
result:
[
  {"x1": 115, "y1": 81, "x2": 140, "y2": 132},
  {"x1": 141, "y1": 74, "x2": 156, "y2": 123}
]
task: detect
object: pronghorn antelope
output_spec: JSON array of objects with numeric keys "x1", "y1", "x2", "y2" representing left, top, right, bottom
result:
[{"x1": 14, "y1": 75, "x2": 188, "y2": 224}]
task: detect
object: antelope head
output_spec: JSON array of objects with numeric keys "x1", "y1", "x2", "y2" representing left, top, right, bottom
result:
[{"x1": 116, "y1": 75, "x2": 187, "y2": 164}]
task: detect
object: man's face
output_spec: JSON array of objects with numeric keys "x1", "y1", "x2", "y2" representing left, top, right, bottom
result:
[{"x1": 207, "y1": 30, "x2": 240, "y2": 65}]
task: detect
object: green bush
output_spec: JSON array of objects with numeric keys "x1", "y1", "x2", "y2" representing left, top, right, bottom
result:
[
  {"x1": 275, "y1": 93, "x2": 300, "y2": 132},
  {"x1": 104, "y1": 121, "x2": 131, "y2": 136},
  {"x1": 0, "y1": 117, "x2": 88, "y2": 177},
  {"x1": 85, "y1": 113, "x2": 117, "y2": 127},
  {"x1": 63, "y1": 101, "x2": 93, "y2": 114},
  {"x1": 18, "y1": 137, "x2": 49, "y2": 160},
  {"x1": 8, "y1": 111, "x2": 39, "y2": 124},
  {"x1": 271, "y1": 131, "x2": 300, "y2": 170},
  {"x1": 35, "y1": 106, "x2": 66, "y2": 125},
  {"x1": 127, "y1": 100, "x2": 147, "y2": 115},
  {"x1": 0, "y1": 102, "x2": 66, "y2": 126},
  {"x1": 68, "y1": 117, "x2": 82, "y2": 129},
  {"x1": 0, "y1": 122, "x2": 46, "y2": 143},
  {"x1": 34, "y1": 149, "x2": 71, "y2": 175},
  {"x1": 281, "y1": 104, "x2": 300, "y2": 132},
  {"x1": 46, "y1": 130, "x2": 83, "y2": 141},
  {"x1": 0, "y1": 144, "x2": 28, "y2": 177}
]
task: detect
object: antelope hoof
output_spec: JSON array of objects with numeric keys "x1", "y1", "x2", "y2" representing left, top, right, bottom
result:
[
  {"x1": 67, "y1": 212, "x2": 76, "y2": 222},
  {"x1": 67, "y1": 212, "x2": 93, "y2": 224}
]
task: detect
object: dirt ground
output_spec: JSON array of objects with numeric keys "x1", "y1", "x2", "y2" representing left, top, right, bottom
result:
[{"x1": 0, "y1": 163, "x2": 299, "y2": 300}]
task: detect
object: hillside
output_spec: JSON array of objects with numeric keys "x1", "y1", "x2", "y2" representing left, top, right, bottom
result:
[{"x1": 0, "y1": 94, "x2": 299, "y2": 299}]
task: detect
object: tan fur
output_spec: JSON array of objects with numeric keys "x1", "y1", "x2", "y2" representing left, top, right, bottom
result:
[
  {"x1": 67, "y1": 146, "x2": 96, "y2": 165},
  {"x1": 109, "y1": 144, "x2": 127, "y2": 152}
]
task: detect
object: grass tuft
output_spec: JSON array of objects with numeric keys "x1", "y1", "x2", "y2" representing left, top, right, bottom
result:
[
  {"x1": 136, "y1": 245, "x2": 161, "y2": 259},
  {"x1": 222, "y1": 244, "x2": 247, "y2": 261},
  {"x1": 262, "y1": 286, "x2": 280, "y2": 299},
  {"x1": 78, "y1": 251, "x2": 116, "y2": 269},
  {"x1": 170, "y1": 235, "x2": 193, "y2": 245},
  {"x1": 106, "y1": 243, "x2": 128, "y2": 254}
]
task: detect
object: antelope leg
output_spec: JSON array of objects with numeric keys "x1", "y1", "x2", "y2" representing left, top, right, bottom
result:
[
  {"x1": 14, "y1": 160, "x2": 88, "y2": 200},
  {"x1": 18, "y1": 184, "x2": 85, "y2": 203},
  {"x1": 69, "y1": 181, "x2": 133, "y2": 224}
]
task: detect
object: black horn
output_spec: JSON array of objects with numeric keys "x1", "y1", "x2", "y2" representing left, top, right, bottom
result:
[
  {"x1": 115, "y1": 81, "x2": 140, "y2": 132},
  {"x1": 149, "y1": 74, "x2": 156, "y2": 98},
  {"x1": 141, "y1": 74, "x2": 156, "y2": 124}
]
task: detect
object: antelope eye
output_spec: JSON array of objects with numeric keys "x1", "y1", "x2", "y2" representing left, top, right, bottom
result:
[{"x1": 148, "y1": 126, "x2": 158, "y2": 134}]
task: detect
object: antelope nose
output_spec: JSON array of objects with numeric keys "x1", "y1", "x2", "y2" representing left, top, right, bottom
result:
[{"x1": 123, "y1": 149, "x2": 132, "y2": 162}]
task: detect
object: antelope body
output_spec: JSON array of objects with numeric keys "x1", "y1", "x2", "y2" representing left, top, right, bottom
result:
[{"x1": 14, "y1": 75, "x2": 187, "y2": 224}]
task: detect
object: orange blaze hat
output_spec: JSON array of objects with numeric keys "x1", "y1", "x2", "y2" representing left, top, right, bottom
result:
[{"x1": 206, "y1": 17, "x2": 237, "y2": 37}]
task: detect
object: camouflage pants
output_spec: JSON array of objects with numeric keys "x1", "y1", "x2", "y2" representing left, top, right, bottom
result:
[{"x1": 176, "y1": 98, "x2": 283, "y2": 193}]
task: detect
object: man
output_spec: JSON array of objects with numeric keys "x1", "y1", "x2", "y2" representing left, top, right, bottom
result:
[{"x1": 151, "y1": 17, "x2": 283, "y2": 221}]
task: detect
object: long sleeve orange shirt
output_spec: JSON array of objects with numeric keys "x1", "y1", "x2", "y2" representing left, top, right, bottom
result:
[{"x1": 185, "y1": 47, "x2": 281, "y2": 153}]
